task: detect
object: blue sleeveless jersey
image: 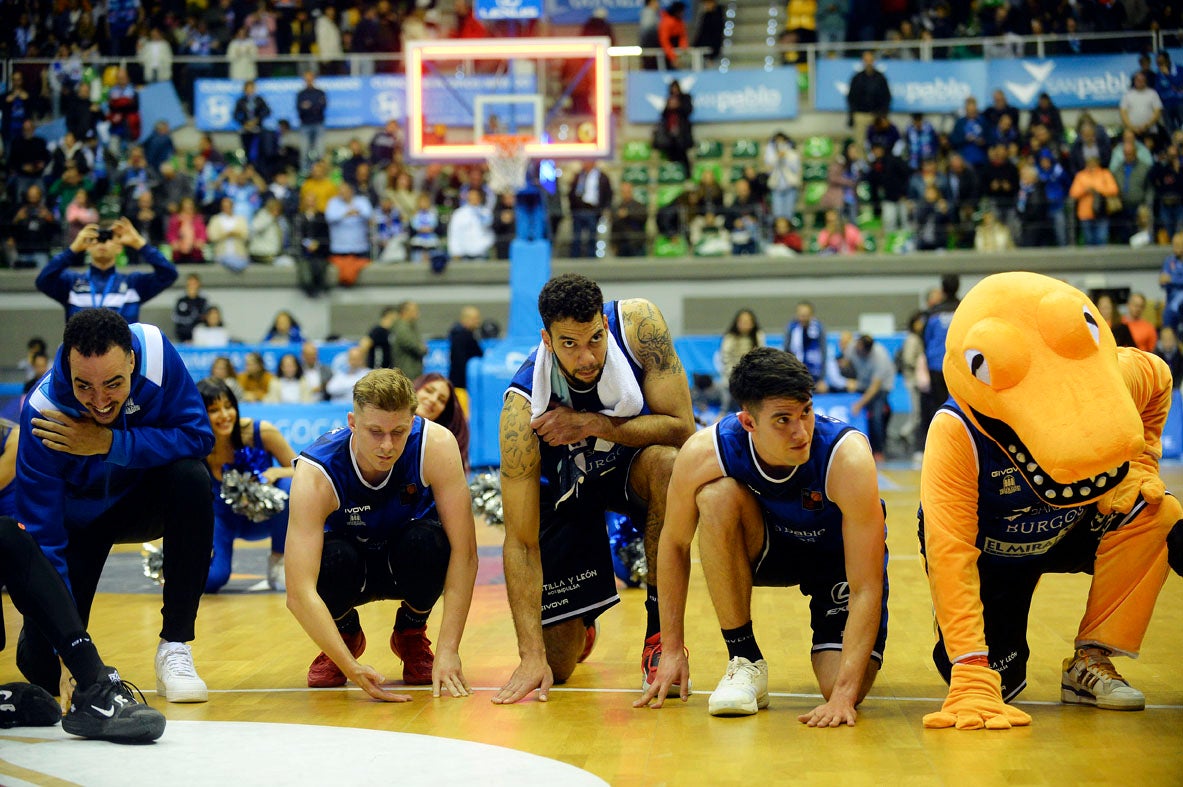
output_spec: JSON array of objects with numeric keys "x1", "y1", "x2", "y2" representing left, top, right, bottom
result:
[
  {"x1": 296, "y1": 417, "x2": 437, "y2": 546},
  {"x1": 506, "y1": 301, "x2": 648, "y2": 509},
  {"x1": 713, "y1": 412, "x2": 857, "y2": 552},
  {"x1": 924, "y1": 401, "x2": 1100, "y2": 560}
]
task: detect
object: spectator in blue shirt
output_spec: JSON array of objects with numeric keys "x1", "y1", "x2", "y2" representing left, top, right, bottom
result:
[
  {"x1": 1036, "y1": 149, "x2": 1070, "y2": 247},
  {"x1": 950, "y1": 97, "x2": 988, "y2": 169},
  {"x1": 325, "y1": 182, "x2": 373, "y2": 286},
  {"x1": 1160, "y1": 232, "x2": 1183, "y2": 334},
  {"x1": 35, "y1": 217, "x2": 177, "y2": 323},
  {"x1": 905, "y1": 113, "x2": 937, "y2": 172}
]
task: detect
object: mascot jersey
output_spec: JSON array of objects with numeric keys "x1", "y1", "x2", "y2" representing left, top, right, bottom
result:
[
  {"x1": 296, "y1": 418, "x2": 436, "y2": 546},
  {"x1": 926, "y1": 400, "x2": 1122, "y2": 562},
  {"x1": 506, "y1": 301, "x2": 648, "y2": 510},
  {"x1": 713, "y1": 412, "x2": 856, "y2": 552}
]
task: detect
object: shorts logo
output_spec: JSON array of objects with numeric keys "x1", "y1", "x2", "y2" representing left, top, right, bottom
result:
[
  {"x1": 802, "y1": 489, "x2": 825, "y2": 511},
  {"x1": 830, "y1": 582, "x2": 850, "y2": 605}
]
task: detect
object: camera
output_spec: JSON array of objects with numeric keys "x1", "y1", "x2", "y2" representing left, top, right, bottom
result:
[{"x1": 95, "y1": 228, "x2": 114, "y2": 243}]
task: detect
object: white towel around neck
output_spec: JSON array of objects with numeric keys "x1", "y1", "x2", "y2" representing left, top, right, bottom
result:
[{"x1": 529, "y1": 329, "x2": 644, "y2": 420}]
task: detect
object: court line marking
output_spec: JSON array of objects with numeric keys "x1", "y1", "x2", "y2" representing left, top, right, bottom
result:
[{"x1": 141, "y1": 685, "x2": 1183, "y2": 709}]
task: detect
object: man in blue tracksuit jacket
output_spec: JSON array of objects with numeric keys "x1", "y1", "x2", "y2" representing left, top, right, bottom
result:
[
  {"x1": 15, "y1": 309, "x2": 215, "y2": 703},
  {"x1": 34, "y1": 217, "x2": 177, "y2": 323}
]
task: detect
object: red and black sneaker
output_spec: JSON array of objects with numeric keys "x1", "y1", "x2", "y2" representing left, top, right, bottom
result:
[
  {"x1": 577, "y1": 621, "x2": 600, "y2": 664},
  {"x1": 642, "y1": 632, "x2": 688, "y2": 691},
  {"x1": 307, "y1": 629, "x2": 366, "y2": 688},
  {"x1": 390, "y1": 626, "x2": 435, "y2": 685}
]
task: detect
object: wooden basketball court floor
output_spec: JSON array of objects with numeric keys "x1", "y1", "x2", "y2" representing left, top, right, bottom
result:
[{"x1": 2, "y1": 465, "x2": 1182, "y2": 785}]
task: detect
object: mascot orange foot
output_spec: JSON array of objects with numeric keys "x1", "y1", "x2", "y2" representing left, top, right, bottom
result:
[{"x1": 919, "y1": 272, "x2": 1178, "y2": 730}]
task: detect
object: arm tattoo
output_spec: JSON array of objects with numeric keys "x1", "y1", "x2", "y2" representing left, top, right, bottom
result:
[
  {"x1": 499, "y1": 398, "x2": 540, "y2": 480},
  {"x1": 627, "y1": 300, "x2": 683, "y2": 376}
]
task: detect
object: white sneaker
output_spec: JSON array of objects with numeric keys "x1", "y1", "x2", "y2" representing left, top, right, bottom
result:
[
  {"x1": 155, "y1": 642, "x2": 209, "y2": 703},
  {"x1": 708, "y1": 657, "x2": 769, "y2": 717},
  {"x1": 268, "y1": 553, "x2": 285, "y2": 592},
  {"x1": 1061, "y1": 648, "x2": 1145, "y2": 711}
]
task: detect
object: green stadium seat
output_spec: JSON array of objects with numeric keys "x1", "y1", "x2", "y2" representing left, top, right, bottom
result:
[
  {"x1": 632, "y1": 186, "x2": 650, "y2": 205},
  {"x1": 863, "y1": 235, "x2": 878, "y2": 253},
  {"x1": 802, "y1": 136, "x2": 834, "y2": 160},
  {"x1": 802, "y1": 161, "x2": 828, "y2": 182},
  {"x1": 855, "y1": 182, "x2": 871, "y2": 202},
  {"x1": 622, "y1": 165, "x2": 652, "y2": 185},
  {"x1": 802, "y1": 182, "x2": 826, "y2": 206},
  {"x1": 695, "y1": 139, "x2": 724, "y2": 159},
  {"x1": 653, "y1": 234, "x2": 688, "y2": 257},
  {"x1": 657, "y1": 161, "x2": 688, "y2": 183},
  {"x1": 729, "y1": 164, "x2": 748, "y2": 183},
  {"x1": 622, "y1": 140, "x2": 653, "y2": 161},
  {"x1": 886, "y1": 230, "x2": 913, "y2": 254},
  {"x1": 1064, "y1": 127, "x2": 1078, "y2": 144},
  {"x1": 807, "y1": 235, "x2": 820, "y2": 253},
  {"x1": 797, "y1": 71, "x2": 809, "y2": 93},
  {"x1": 693, "y1": 162, "x2": 723, "y2": 184},
  {"x1": 731, "y1": 139, "x2": 759, "y2": 159},
  {"x1": 655, "y1": 185, "x2": 683, "y2": 207}
]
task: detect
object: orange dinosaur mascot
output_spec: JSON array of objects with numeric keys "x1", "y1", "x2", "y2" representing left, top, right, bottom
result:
[{"x1": 919, "y1": 272, "x2": 1179, "y2": 730}]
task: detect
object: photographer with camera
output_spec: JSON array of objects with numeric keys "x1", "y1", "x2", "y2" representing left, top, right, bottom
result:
[{"x1": 35, "y1": 217, "x2": 178, "y2": 323}]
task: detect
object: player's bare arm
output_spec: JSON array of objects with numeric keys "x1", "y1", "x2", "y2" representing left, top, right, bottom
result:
[
  {"x1": 636, "y1": 429, "x2": 724, "y2": 709},
  {"x1": 576, "y1": 298, "x2": 695, "y2": 449},
  {"x1": 285, "y1": 461, "x2": 410, "y2": 702},
  {"x1": 800, "y1": 433, "x2": 884, "y2": 727},
  {"x1": 493, "y1": 393, "x2": 553, "y2": 705},
  {"x1": 421, "y1": 424, "x2": 478, "y2": 698}
]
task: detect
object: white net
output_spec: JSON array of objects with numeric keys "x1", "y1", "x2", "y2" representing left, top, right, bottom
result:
[{"x1": 486, "y1": 136, "x2": 530, "y2": 195}]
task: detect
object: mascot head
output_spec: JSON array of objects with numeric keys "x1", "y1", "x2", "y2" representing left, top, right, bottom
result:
[{"x1": 944, "y1": 272, "x2": 1141, "y2": 504}]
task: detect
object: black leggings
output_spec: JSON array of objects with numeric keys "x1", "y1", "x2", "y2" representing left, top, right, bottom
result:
[
  {"x1": 18, "y1": 458, "x2": 213, "y2": 690},
  {"x1": 0, "y1": 516, "x2": 104, "y2": 690},
  {"x1": 317, "y1": 520, "x2": 450, "y2": 629}
]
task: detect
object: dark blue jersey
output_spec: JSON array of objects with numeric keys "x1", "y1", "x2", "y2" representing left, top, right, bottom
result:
[
  {"x1": 506, "y1": 301, "x2": 648, "y2": 509},
  {"x1": 923, "y1": 401, "x2": 1101, "y2": 560},
  {"x1": 296, "y1": 418, "x2": 437, "y2": 547},
  {"x1": 713, "y1": 412, "x2": 858, "y2": 551}
]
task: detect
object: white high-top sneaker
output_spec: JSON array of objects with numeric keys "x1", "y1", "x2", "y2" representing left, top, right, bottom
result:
[
  {"x1": 155, "y1": 642, "x2": 209, "y2": 703},
  {"x1": 708, "y1": 656, "x2": 769, "y2": 717}
]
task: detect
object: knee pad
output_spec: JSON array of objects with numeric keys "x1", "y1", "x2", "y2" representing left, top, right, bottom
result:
[{"x1": 1168, "y1": 520, "x2": 1183, "y2": 577}]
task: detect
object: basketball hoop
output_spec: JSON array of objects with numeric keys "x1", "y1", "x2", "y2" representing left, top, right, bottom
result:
[{"x1": 486, "y1": 134, "x2": 532, "y2": 195}]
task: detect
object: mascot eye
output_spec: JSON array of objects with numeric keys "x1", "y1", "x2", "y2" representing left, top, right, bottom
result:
[
  {"x1": 1083, "y1": 307, "x2": 1100, "y2": 345},
  {"x1": 965, "y1": 350, "x2": 990, "y2": 385}
]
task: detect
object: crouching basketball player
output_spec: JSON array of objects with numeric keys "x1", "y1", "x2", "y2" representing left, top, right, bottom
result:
[
  {"x1": 285, "y1": 369, "x2": 478, "y2": 700},
  {"x1": 638, "y1": 348, "x2": 888, "y2": 724}
]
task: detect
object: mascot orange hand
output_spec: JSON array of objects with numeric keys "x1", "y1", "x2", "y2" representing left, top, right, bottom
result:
[
  {"x1": 1096, "y1": 454, "x2": 1165, "y2": 515},
  {"x1": 923, "y1": 664, "x2": 1032, "y2": 731}
]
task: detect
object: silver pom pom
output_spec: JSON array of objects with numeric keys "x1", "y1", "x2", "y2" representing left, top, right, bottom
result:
[
  {"x1": 469, "y1": 472, "x2": 504, "y2": 526},
  {"x1": 141, "y1": 541, "x2": 165, "y2": 586},
  {"x1": 220, "y1": 469, "x2": 290, "y2": 523}
]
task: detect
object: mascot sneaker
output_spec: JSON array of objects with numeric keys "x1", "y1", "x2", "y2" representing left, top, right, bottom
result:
[
  {"x1": 1061, "y1": 649, "x2": 1145, "y2": 711},
  {"x1": 63, "y1": 668, "x2": 166, "y2": 742},
  {"x1": 708, "y1": 657, "x2": 769, "y2": 717}
]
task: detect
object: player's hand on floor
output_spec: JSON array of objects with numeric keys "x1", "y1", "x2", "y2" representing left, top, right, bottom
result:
[
  {"x1": 492, "y1": 657, "x2": 553, "y2": 704},
  {"x1": 350, "y1": 663, "x2": 412, "y2": 702},
  {"x1": 634, "y1": 648, "x2": 689, "y2": 709},
  {"x1": 798, "y1": 696, "x2": 858, "y2": 727},
  {"x1": 432, "y1": 651, "x2": 471, "y2": 698},
  {"x1": 923, "y1": 663, "x2": 1031, "y2": 730}
]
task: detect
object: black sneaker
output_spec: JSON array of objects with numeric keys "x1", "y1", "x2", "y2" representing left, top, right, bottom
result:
[
  {"x1": 62, "y1": 668, "x2": 166, "y2": 743},
  {"x1": 0, "y1": 682, "x2": 62, "y2": 728}
]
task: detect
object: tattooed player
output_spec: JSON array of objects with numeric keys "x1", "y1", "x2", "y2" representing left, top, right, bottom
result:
[{"x1": 492, "y1": 274, "x2": 695, "y2": 704}]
